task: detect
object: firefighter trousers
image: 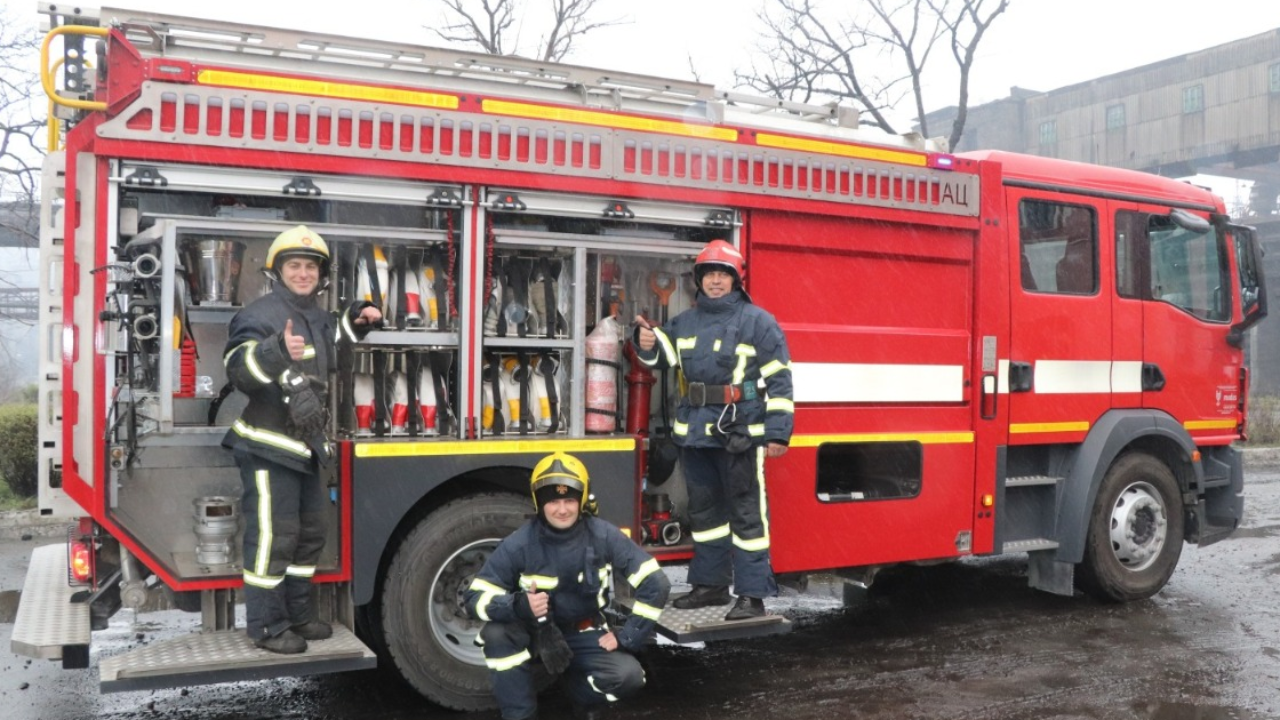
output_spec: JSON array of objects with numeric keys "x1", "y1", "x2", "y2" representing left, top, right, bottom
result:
[
  {"x1": 235, "y1": 449, "x2": 328, "y2": 640},
  {"x1": 680, "y1": 445, "x2": 777, "y2": 598},
  {"x1": 480, "y1": 620, "x2": 645, "y2": 720}
]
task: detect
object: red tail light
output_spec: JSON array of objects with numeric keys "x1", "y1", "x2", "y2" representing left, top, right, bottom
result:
[{"x1": 69, "y1": 539, "x2": 93, "y2": 585}]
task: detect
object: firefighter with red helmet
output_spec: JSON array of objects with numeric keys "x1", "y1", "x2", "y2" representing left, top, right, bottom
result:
[
  {"x1": 634, "y1": 239, "x2": 794, "y2": 620},
  {"x1": 465, "y1": 452, "x2": 670, "y2": 720},
  {"x1": 222, "y1": 225, "x2": 381, "y2": 654}
]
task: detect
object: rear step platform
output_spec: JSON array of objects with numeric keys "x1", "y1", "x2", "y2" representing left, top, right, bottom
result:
[
  {"x1": 622, "y1": 601, "x2": 791, "y2": 644},
  {"x1": 11, "y1": 544, "x2": 90, "y2": 662},
  {"x1": 100, "y1": 625, "x2": 376, "y2": 693}
]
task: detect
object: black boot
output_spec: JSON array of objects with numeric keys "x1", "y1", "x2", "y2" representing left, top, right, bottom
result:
[
  {"x1": 724, "y1": 595, "x2": 765, "y2": 621},
  {"x1": 291, "y1": 620, "x2": 332, "y2": 640},
  {"x1": 672, "y1": 584, "x2": 731, "y2": 609},
  {"x1": 254, "y1": 628, "x2": 307, "y2": 654}
]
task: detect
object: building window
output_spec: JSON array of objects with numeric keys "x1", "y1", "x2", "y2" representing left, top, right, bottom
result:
[
  {"x1": 1270, "y1": 63, "x2": 1280, "y2": 93},
  {"x1": 1106, "y1": 104, "x2": 1126, "y2": 129},
  {"x1": 1183, "y1": 84, "x2": 1204, "y2": 113},
  {"x1": 1038, "y1": 120, "x2": 1057, "y2": 145}
]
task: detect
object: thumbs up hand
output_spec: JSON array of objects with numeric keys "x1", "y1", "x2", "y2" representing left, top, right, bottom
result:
[{"x1": 283, "y1": 318, "x2": 306, "y2": 361}]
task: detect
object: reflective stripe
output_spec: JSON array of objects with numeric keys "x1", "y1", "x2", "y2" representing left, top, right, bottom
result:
[
  {"x1": 469, "y1": 578, "x2": 508, "y2": 621},
  {"x1": 228, "y1": 341, "x2": 273, "y2": 384},
  {"x1": 692, "y1": 523, "x2": 730, "y2": 543},
  {"x1": 672, "y1": 421, "x2": 689, "y2": 436},
  {"x1": 760, "y1": 359, "x2": 788, "y2": 378},
  {"x1": 733, "y1": 533, "x2": 771, "y2": 552},
  {"x1": 756, "y1": 446, "x2": 770, "y2": 543},
  {"x1": 712, "y1": 339, "x2": 721, "y2": 352},
  {"x1": 486, "y1": 649, "x2": 532, "y2": 671},
  {"x1": 253, "y1": 469, "x2": 273, "y2": 577},
  {"x1": 627, "y1": 558, "x2": 661, "y2": 587},
  {"x1": 630, "y1": 601, "x2": 663, "y2": 621},
  {"x1": 286, "y1": 565, "x2": 316, "y2": 577},
  {"x1": 233, "y1": 419, "x2": 311, "y2": 457},
  {"x1": 243, "y1": 569, "x2": 284, "y2": 589},
  {"x1": 301, "y1": 345, "x2": 316, "y2": 360},
  {"x1": 596, "y1": 565, "x2": 611, "y2": 609},
  {"x1": 732, "y1": 354, "x2": 748, "y2": 385},
  {"x1": 588, "y1": 674, "x2": 620, "y2": 702},
  {"x1": 748, "y1": 423, "x2": 765, "y2": 436},
  {"x1": 766, "y1": 398, "x2": 794, "y2": 413},
  {"x1": 675, "y1": 337, "x2": 697, "y2": 352},
  {"x1": 519, "y1": 575, "x2": 559, "y2": 591},
  {"x1": 652, "y1": 328, "x2": 678, "y2": 367},
  {"x1": 735, "y1": 343, "x2": 757, "y2": 357}
]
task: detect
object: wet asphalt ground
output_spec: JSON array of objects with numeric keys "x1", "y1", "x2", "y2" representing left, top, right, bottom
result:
[{"x1": 4, "y1": 467, "x2": 1280, "y2": 720}]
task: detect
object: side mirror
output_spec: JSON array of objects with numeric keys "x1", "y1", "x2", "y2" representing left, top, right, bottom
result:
[
  {"x1": 1227, "y1": 223, "x2": 1267, "y2": 347},
  {"x1": 1170, "y1": 208, "x2": 1211, "y2": 234}
]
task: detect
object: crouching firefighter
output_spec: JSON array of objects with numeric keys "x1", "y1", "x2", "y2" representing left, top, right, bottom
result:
[
  {"x1": 465, "y1": 452, "x2": 671, "y2": 720},
  {"x1": 222, "y1": 225, "x2": 382, "y2": 654}
]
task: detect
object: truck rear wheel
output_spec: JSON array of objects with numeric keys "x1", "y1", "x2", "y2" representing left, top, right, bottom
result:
[
  {"x1": 1077, "y1": 452, "x2": 1184, "y2": 602},
  {"x1": 378, "y1": 492, "x2": 530, "y2": 710}
]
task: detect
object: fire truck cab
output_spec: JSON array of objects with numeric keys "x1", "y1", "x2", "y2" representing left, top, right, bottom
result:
[{"x1": 13, "y1": 3, "x2": 1267, "y2": 711}]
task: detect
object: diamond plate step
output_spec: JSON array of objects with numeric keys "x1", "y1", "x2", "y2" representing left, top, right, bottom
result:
[
  {"x1": 100, "y1": 624, "x2": 376, "y2": 693},
  {"x1": 620, "y1": 598, "x2": 790, "y2": 644},
  {"x1": 11, "y1": 544, "x2": 90, "y2": 661}
]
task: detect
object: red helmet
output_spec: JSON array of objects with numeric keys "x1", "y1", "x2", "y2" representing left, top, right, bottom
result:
[{"x1": 694, "y1": 240, "x2": 745, "y2": 286}]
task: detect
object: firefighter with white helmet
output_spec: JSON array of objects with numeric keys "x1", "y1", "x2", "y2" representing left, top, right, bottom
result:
[
  {"x1": 222, "y1": 225, "x2": 382, "y2": 654},
  {"x1": 634, "y1": 239, "x2": 794, "y2": 621},
  {"x1": 465, "y1": 452, "x2": 670, "y2": 720}
]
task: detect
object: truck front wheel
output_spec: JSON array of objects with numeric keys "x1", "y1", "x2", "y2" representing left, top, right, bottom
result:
[
  {"x1": 1077, "y1": 452, "x2": 1184, "y2": 602},
  {"x1": 378, "y1": 492, "x2": 530, "y2": 710}
]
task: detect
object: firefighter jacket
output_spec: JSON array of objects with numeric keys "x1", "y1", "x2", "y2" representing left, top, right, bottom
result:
[
  {"x1": 465, "y1": 515, "x2": 670, "y2": 653},
  {"x1": 222, "y1": 284, "x2": 372, "y2": 472},
  {"x1": 635, "y1": 289, "x2": 794, "y2": 449}
]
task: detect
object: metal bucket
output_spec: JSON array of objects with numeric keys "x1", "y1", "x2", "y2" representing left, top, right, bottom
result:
[
  {"x1": 184, "y1": 239, "x2": 245, "y2": 305},
  {"x1": 193, "y1": 496, "x2": 241, "y2": 566}
]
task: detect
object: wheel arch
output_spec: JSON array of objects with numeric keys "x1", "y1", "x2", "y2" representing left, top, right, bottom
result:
[
  {"x1": 1054, "y1": 409, "x2": 1200, "y2": 564},
  {"x1": 353, "y1": 461, "x2": 531, "y2": 607}
]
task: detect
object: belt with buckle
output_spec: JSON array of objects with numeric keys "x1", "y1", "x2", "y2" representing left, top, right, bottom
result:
[{"x1": 686, "y1": 382, "x2": 751, "y2": 407}]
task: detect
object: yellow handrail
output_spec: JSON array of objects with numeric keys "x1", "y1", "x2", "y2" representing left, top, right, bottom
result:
[{"x1": 40, "y1": 25, "x2": 110, "y2": 113}]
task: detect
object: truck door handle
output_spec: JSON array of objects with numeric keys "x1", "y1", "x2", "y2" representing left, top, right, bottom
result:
[
  {"x1": 980, "y1": 373, "x2": 998, "y2": 419},
  {"x1": 1142, "y1": 363, "x2": 1166, "y2": 391},
  {"x1": 1008, "y1": 361, "x2": 1033, "y2": 393}
]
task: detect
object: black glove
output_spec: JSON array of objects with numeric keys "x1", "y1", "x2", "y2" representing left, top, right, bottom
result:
[
  {"x1": 534, "y1": 619, "x2": 573, "y2": 675},
  {"x1": 280, "y1": 368, "x2": 328, "y2": 438}
]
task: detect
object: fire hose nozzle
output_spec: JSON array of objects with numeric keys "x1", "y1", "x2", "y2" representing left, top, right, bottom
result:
[
  {"x1": 132, "y1": 313, "x2": 159, "y2": 340},
  {"x1": 133, "y1": 253, "x2": 161, "y2": 279}
]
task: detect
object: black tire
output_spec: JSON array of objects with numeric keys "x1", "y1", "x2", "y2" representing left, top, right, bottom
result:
[
  {"x1": 378, "y1": 492, "x2": 532, "y2": 711},
  {"x1": 1077, "y1": 452, "x2": 1184, "y2": 602}
]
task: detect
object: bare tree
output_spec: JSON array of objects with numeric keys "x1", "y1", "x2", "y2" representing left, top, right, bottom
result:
[
  {"x1": 0, "y1": 6, "x2": 44, "y2": 249},
  {"x1": 430, "y1": 0, "x2": 624, "y2": 63},
  {"x1": 738, "y1": 0, "x2": 1009, "y2": 151}
]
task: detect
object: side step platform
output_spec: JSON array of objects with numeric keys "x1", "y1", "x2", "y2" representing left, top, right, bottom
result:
[
  {"x1": 618, "y1": 600, "x2": 791, "y2": 644},
  {"x1": 12, "y1": 544, "x2": 376, "y2": 692}
]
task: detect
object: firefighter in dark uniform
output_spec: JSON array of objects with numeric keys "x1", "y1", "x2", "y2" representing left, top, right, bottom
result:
[
  {"x1": 634, "y1": 239, "x2": 794, "y2": 620},
  {"x1": 223, "y1": 225, "x2": 381, "y2": 654},
  {"x1": 465, "y1": 452, "x2": 670, "y2": 720}
]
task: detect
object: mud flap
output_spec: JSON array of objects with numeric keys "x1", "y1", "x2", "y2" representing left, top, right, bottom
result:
[
  {"x1": 1195, "y1": 445, "x2": 1244, "y2": 547},
  {"x1": 613, "y1": 599, "x2": 790, "y2": 644}
]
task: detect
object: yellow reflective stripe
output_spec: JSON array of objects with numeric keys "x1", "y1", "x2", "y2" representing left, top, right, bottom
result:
[
  {"x1": 733, "y1": 533, "x2": 771, "y2": 552},
  {"x1": 653, "y1": 328, "x2": 678, "y2": 367},
  {"x1": 286, "y1": 565, "x2": 316, "y2": 577},
  {"x1": 253, "y1": 469, "x2": 273, "y2": 576},
  {"x1": 672, "y1": 421, "x2": 689, "y2": 436},
  {"x1": 227, "y1": 340, "x2": 272, "y2": 384},
  {"x1": 767, "y1": 398, "x2": 794, "y2": 413},
  {"x1": 732, "y1": 351, "x2": 748, "y2": 384},
  {"x1": 234, "y1": 419, "x2": 311, "y2": 456},
  {"x1": 242, "y1": 570, "x2": 284, "y2": 588},
  {"x1": 597, "y1": 565, "x2": 611, "y2": 609},
  {"x1": 675, "y1": 337, "x2": 697, "y2": 352},
  {"x1": 692, "y1": 523, "x2": 731, "y2": 543},
  {"x1": 301, "y1": 345, "x2": 316, "y2": 360},
  {"x1": 735, "y1": 343, "x2": 757, "y2": 357},
  {"x1": 757, "y1": 446, "x2": 770, "y2": 541},
  {"x1": 486, "y1": 649, "x2": 532, "y2": 672},
  {"x1": 519, "y1": 575, "x2": 559, "y2": 591},
  {"x1": 760, "y1": 359, "x2": 788, "y2": 378},
  {"x1": 469, "y1": 578, "x2": 508, "y2": 621},
  {"x1": 748, "y1": 423, "x2": 765, "y2": 436},
  {"x1": 630, "y1": 601, "x2": 663, "y2": 621},
  {"x1": 627, "y1": 558, "x2": 661, "y2": 587},
  {"x1": 713, "y1": 339, "x2": 721, "y2": 352}
]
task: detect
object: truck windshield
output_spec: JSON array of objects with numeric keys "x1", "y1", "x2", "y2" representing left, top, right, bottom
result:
[{"x1": 1148, "y1": 216, "x2": 1230, "y2": 322}]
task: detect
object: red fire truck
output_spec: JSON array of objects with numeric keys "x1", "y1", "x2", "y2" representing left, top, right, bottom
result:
[{"x1": 14, "y1": 3, "x2": 1267, "y2": 710}]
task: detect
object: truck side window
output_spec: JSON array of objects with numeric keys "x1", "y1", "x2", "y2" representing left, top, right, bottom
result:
[{"x1": 1018, "y1": 200, "x2": 1098, "y2": 295}]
